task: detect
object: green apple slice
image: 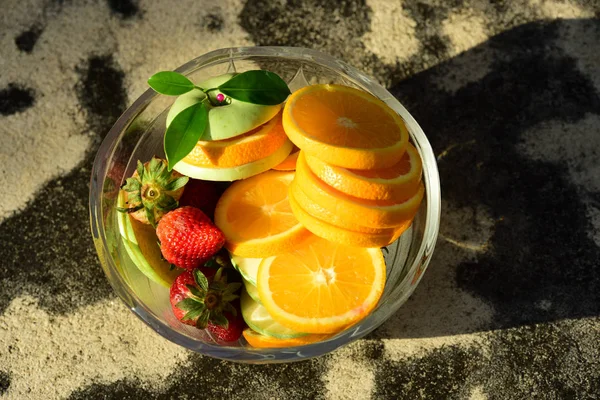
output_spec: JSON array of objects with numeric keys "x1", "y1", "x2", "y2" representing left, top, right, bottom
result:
[
  {"x1": 173, "y1": 139, "x2": 292, "y2": 181},
  {"x1": 230, "y1": 254, "x2": 262, "y2": 285},
  {"x1": 240, "y1": 290, "x2": 307, "y2": 339},
  {"x1": 166, "y1": 73, "x2": 282, "y2": 141},
  {"x1": 117, "y1": 192, "x2": 181, "y2": 288},
  {"x1": 243, "y1": 277, "x2": 261, "y2": 304}
]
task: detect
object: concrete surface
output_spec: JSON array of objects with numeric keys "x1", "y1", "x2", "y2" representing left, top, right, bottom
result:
[{"x1": 1, "y1": 0, "x2": 599, "y2": 399}]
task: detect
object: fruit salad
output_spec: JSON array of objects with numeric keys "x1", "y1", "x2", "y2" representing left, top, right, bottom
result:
[{"x1": 116, "y1": 69, "x2": 424, "y2": 348}]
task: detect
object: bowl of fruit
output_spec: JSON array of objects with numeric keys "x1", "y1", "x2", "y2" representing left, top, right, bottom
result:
[{"x1": 89, "y1": 47, "x2": 441, "y2": 363}]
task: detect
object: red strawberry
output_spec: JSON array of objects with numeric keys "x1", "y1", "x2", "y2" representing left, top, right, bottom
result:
[
  {"x1": 178, "y1": 179, "x2": 222, "y2": 219},
  {"x1": 169, "y1": 267, "x2": 244, "y2": 342},
  {"x1": 156, "y1": 206, "x2": 225, "y2": 269},
  {"x1": 206, "y1": 300, "x2": 245, "y2": 343}
]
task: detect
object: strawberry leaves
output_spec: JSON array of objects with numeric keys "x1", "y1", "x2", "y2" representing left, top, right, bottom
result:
[
  {"x1": 116, "y1": 157, "x2": 188, "y2": 226},
  {"x1": 176, "y1": 267, "x2": 241, "y2": 329}
]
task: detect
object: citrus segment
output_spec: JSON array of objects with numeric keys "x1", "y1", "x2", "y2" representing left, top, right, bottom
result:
[
  {"x1": 173, "y1": 139, "x2": 293, "y2": 181},
  {"x1": 242, "y1": 329, "x2": 329, "y2": 348},
  {"x1": 282, "y1": 84, "x2": 409, "y2": 169},
  {"x1": 181, "y1": 112, "x2": 288, "y2": 168},
  {"x1": 256, "y1": 236, "x2": 386, "y2": 333},
  {"x1": 304, "y1": 143, "x2": 422, "y2": 201},
  {"x1": 295, "y1": 152, "x2": 424, "y2": 228},
  {"x1": 241, "y1": 290, "x2": 307, "y2": 339},
  {"x1": 214, "y1": 170, "x2": 311, "y2": 257},
  {"x1": 289, "y1": 193, "x2": 410, "y2": 247}
]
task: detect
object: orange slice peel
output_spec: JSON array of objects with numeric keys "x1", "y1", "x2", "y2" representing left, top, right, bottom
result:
[{"x1": 282, "y1": 84, "x2": 409, "y2": 169}]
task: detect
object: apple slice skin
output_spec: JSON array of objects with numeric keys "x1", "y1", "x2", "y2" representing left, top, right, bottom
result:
[
  {"x1": 230, "y1": 254, "x2": 262, "y2": 285},
  {"x1": 240, "y1": 290, "x2": 308, "y2": 339},
  {"x1": 117, "y1": 192, "x2": 181, "y2": 288},
  {"x1": 166, "y1": 74, "x2": 283, "y2": 141}
]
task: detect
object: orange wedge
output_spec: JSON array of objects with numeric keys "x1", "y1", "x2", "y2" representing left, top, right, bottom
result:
[
  {"x1": 304, "y1": 143, "x2": 422, "y2": 201},
  {"x1": 214, "y1": 171, "x2": 311, "y2": 257},
  {"x1": 282, "y1": 84, "x2": 409, "y2": 169},
  {"x1": 272, "y1": 150, "x2": 299, "y2": 171},
  {"x1": 242, "y1": 329, "x2": 329, "y2": 348},
  {"x1": 256, "y1": 235, "x2": 386, "y2": 333},
  {"x1": 181, "y1": 112, "x2": 288, "y2": 168},
  {"x1": 289, "y1": 193, "x2": 410, "y2": 247},
  {"x1": 295, "y1": 152, "x2": 424, "y2": 228}
]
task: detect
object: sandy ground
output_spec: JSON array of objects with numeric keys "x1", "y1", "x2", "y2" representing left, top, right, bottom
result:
[{"x1": 1, "y1": 0, "x2": 599, "y2": 398}]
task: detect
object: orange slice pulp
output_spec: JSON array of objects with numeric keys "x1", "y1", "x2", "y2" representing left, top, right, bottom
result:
[
  {"x1": 214, "y1": 170, "x2": 311, "y2": 257},
  {"x1": 256, "y1": 235, "x2": 386, "y2": 334}
]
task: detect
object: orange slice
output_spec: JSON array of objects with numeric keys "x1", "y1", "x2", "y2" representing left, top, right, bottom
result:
[
  {"x1": 242, "y1": 329, "x2": 329, "y2": 348},
  {"x1": 256, "y1": 235, "x2": 386, "y2": 333},
  {"x1": 295, "y1": 152, "x2": 424, "y2": 228},
  {"x1": 289, "y1": 179, "x2": 383, "y2": 234},
  {"x1": 214, "y1": 171, "x2": 311, "y2": 257},
  {"x1": 282, "y1": 84, "x2": 409, "y2": 169},
  {"x1": 174, "y1": 140, "x2": 293, "y2": 181},
  {"x1": 304, "y1": 143, "x2": 422, "y2": 201},
  {"x1": 181, "y1": 112, "x2": 288, "y2": 168},
  {"x1": 272, "y1": 150, "x2": 299, "y2": 171},
  {"x1": 289, "y1": 193, "x2": 410, "y2": 247}
]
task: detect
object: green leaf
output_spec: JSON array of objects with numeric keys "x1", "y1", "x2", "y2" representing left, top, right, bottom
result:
[
  {"x1": 194, "y1": 269, "x2": 209, "y2": 292},
  {"x1": 222, "y1": 293, "x2": 239, "y2": 303},
  {"x1": 186, "y1": 284, "x2": 205, "y2": 299},
  {"x1": 121, "y1": 178, "x2": 141, "y2": 192},
  {"x1": 210, "y1": 281, "x2": 226, "y2": 291},
  {"x1": 156, "y1": 195, "x2": 177, "y2": 211},
  {"x1": 218, "y1": 70, "x2": 291, "y2": 105},
  {"x1": 145, "y1": 208, "x2": 156, "y2": 228},
  {"x1": 210, "y1": 312, "x2": 229, "y2": 328},
  {"x1": 214, "y1": 267, "x2": 223, "y2": 282},
  {"x1": 164, "y1": 176, "x2": 189, "y2": 192},
  {"x1": 182, "y1": 308, "x2": 205, "y2": 322},
  {"x1": 176, "y1": 298, "x2": 202, "y2": 312},
  {"x1": 147, "y1": 157, "x2": 163, "y2": 178},
  {"x1": 196, "y1": 310, "x2": 211, "y2": 329},
  {"x1": 225, "y1": 282, "x2": 242, "y2": 294},
  {"x1": 148, "y1": 71, "x2": 195, "y2": 96},
  {"x1": 136, "y1": 160, "x2": 144, "y2": 179},
  {"x1": 164, "y1": 102, "x2": 208, "y2": 170},
  {"x1": 223, "y1": 302, "x2": 237, "y2": 317}
]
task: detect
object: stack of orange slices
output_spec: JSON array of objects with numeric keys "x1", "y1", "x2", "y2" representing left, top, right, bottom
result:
[
  {"x1": 209, "y1": 83, "x2": 426, "y2": 348},
  {"x1": 281, "y1": 84, "x2": 424, "y2": 248},
  {"x1": 174, "y1": 111, "x2": 294, "y2": 181}
]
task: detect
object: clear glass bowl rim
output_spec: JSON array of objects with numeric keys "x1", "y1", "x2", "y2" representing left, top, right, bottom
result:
[{"x1": 89, "y1": 46, "x2": 441, "y2": 363}]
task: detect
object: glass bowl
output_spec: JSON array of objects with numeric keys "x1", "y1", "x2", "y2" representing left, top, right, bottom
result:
[{"x1": 89, "y1": 47, "x2": 441, "y2": 363}]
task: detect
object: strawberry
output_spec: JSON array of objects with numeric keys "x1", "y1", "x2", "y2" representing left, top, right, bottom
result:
[
  {"x1": 118, "y1": 157, "x2": 188, "y2": 227},
  {"x1": 206, "y1": 300, "x2": 245, "y2": 343},
  {"x1": 170, "y1": 267, "x2": 244, "y2": 342},
  {"x1": 156, "y1": 206, "x2": 225, "y2": 269},
  {"x1": 178, "y1": 178, "x2": 222, "y2": 219}
]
